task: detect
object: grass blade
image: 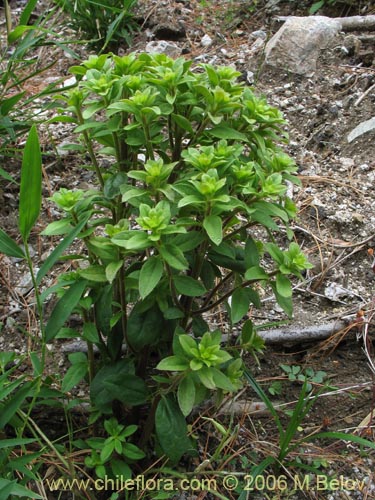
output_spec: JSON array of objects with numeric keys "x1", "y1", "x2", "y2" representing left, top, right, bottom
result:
[
  {"x1": 18, "y1": 125, "x2": 42, "y2": 242},
  {"x1": 0, "y1": 167, "x2": 16, "y2": 183},
  {"x1": 45, "y1": 279, "x2": 87, "y2": 341},
  {"x1": 19, "y1": 0, "x2": 38, "y2": 26},
  {"x1": 36, "y1": 214, "x2": 90, "y2": 286},
  {"x1": 0, "y1": 380, "x2": 37, "y2": 428},
  {"x1": 244, "y1": 369, "x2": 284, "y2": 437},
  {"x1": 302, "y1": 430, "x2": 375, "y2": 450},
  {"x1": 0, "y1": 228, "x2": 25, "y2": 259}
]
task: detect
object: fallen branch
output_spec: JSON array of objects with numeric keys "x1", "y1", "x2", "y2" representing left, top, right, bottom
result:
[
  {"x1": 354, "y1": 83, "x2": 375, "y2": 107},
  {"x1": 275, "y1": 15, "x2": 375, "y2": 32},
  {"x1": 258, "y1": 320, "x2": 347, "y2": 344},
  {"x1": 340, "y1": 15, "x2": 375, "y2": 32},
  {"x1": 60, "y1": 320, "x2": 349, "y2": 353}
]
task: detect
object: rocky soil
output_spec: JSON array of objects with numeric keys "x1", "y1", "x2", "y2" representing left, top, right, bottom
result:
[{"x1": 1, "y1": 0, "x2": 375, "y2": 498}]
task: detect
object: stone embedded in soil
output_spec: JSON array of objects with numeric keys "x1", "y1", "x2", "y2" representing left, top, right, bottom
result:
[
  {"x1": 15, "y1": 269, "x2": 39, "y2": 296},
  {"x1": 347, "y1": 116, "x2": 375, "y2": 143},
  {"x1": 265, "y1": 16, "x2": 341, "y2": 75},
  {"x1": 145, "y1": 40, "x2": 182, "y2": 57}
]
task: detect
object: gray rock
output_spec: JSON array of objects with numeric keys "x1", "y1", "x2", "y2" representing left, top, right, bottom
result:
[
  {"x1": 347, "y1": 116, "x2": 375, "y2": 143},
  {"x1": 15, "y1": 268, "x2": 39, "y2": 296},
  {"x1": 145, "y1": 40, "x2": 182, "y2": 58},
  {"x1": 265, "y1": 16, "x2": 341, "y2": 75}
]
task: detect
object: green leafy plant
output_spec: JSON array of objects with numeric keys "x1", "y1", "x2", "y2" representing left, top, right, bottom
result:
[
  {"x1": 80, "y1": 417, "x2": 144, "y2": 479},
  {"x1": 244, "y1": 369, "x2": 375, "y2": 485},
  {"x1": 268, "y1": 380, "x2": 282, "y2": 396},
  {"x1": 280, "y1": 364, "x2": 327, "y2": 392},
  {"x1": 41, "y1": 52, "x2": 314, "y2": 464},
  {"x1": 55, "y1": 0, "x2": 139, "y2": 51},
  {"x1": 2, "y1": 52, "x2": 314, "y2": 472}
]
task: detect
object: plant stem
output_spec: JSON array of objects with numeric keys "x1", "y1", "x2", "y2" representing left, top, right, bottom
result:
[
  {"x1": 74, "y1": 107, "x2": 105, "y2": 187},
  {"x1": 142, "y1": 117, "x2": 155, "y2": 160},
  {"x1": 18, "y1": 242, "x2": 47, "y2": 437},
  {"x1": 138, "y1": 394, "x2": 160, "y2": 449},
  {"x1": 180, "y1": 238, "x2": 209, "y2": 330}
]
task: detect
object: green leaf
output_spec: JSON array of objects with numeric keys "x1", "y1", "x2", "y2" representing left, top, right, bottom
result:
[
  {"x1": 203, "y1": 215, "x2": 223, "y2": 246},
  {"x1": 1, "y1": 92, "x2": 25, "y2": 116},
  {"x1": 271, "y1": 282, "x2": 293, "y2": 318},
  {"x1": 178, "y1": 376, "x2": 196, "y2": 416},
  {"x1": 253, "y1": 201, "x2": 289, "y2": 223},
  {"x1": 104, "y1": 172, "x2": 128, "y2": 199},
  {"x1": 172, "y1": 113, "x2": 194, "y2": 134},
  {"x1": 244, "y1": 266, "x2": 268, "y2": 281},
  {"x1": 139, "y1": 256, "x2": 164, "y2": 298},
  {"x1": 94, "y1": 284, "x2": 113, "y2": 340},
  {"x1": 0, "y1": 479, "x2": 42, "y2": 499},
  {"x1": 79, "y1": 265, "x2": 107, "y2": 282},
  {"x1": 18, "y1": 125, "x2": 42, "y2": 241},
  {"x1": 0, "y1": 228, "x2": 25, "y2": 258},
  {"x1": 36, "y1": 215, "x2": 90, "y2": 285},
  {"x1": 163, "y1": 307, "x2": 185, "y2": 320},
  {"x1": 211, "y1": 368, "x2": 235, "y2": 391},
  {"x1": 20, "y1": 0, "x2": 38, "y2": 25},
  {"x1": 173, "y1": 276, "x2": 206, "y2": 297},
  {"x1": 105, "y1": 260, "x2": 123, "y2": 284},
  {"x1": 127, "y1": 303, "x2": 165, "y2": 351},
  {"x1": 230, "y1": 287, "x2": 251, "y2": 324},
  {"x1": 123, "y1": 442, "x2": 146, "y2": 460},
  {"x1": 112, "y1": 231, "x2": 150, "y2": 250},
  {"x1": 159, "y1": 244, "x2": 189, "y2": 270},
  {"x1": 251, "y1": 211, "x2": 279, "y2": 231},
  {"x1": 309, "y1": 0, "x2": 324, "y2": 14},
  {"x1": 179, "y1": 334, "x2": 197, "y2": 357},
  {"x1": 244, "y1": 237, "x2": 259, "y2": 268},
  {"x1": 305, "y1": 431, "x2": 375, "y2": 451},
  {"x1": 62, "y1": 353, "x2": 88, "y2": 392},
  {"x1": 83, "y1": 322, "x2": 100, "y2": 343},
  {"x1": 0, "y1": 167, "x2": 16, "y2": 183},
  {"x1": 111, "y1": 459, "x2": 131, "y2": 479},
  {"x1": 265, "y1": 243, "x2": 285, "y2": 266},
  {"x1": 0, "y1": 438, "x2": 36, "y2": 449},
  {"x1": 209, "y1": 125, "x2": 248, "y2": 141},
  {"x1": 30, "y1": 351, "x2": 42, "y2": 376},
  {"x1": 155, "y1": 396, "x2": 192, "y2": 463},
  {"x1": 156, "y1": 356, "x2": 189, "y2": 371},
  {"x1": 45, "y1": 279, "x2": 87, "y2": 342},
  {"x1": 100, "y1": 441, "x2": 115, "y2": 463},
  {"x1": 7, "y1": 25, "x2": 35, "y2": 43},
  {"x1": 41, "y1": 219, "x2": 73, "y2": 236},
  {"x1": 276, "y1": 273, "x2": 292, "y2": 298},
  {"x1": 208, "y1": 244, "x2": 246, "y2": 273},
  {"x1": 170, "y1": 231, "x2": 205, "y2": 252},
  {"x1": 91, "y1": 360, "x2": 148, "y2": 413},
  {"x1": 177, "y1": 195, "x2": 205, "y2": 208},
  {"x1": 197, "y1": 366, "x2": 216, "y2": 389},
  {"x1": 0, "y1": 380, "x2": 37, "y2": 428}
]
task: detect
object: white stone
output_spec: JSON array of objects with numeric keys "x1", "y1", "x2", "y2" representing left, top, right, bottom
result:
[
  {"x1": 201, "y1": 34, "x2": 213, "y2": 48},
  {"x1": 145, "y1": 40, "x2": 182, "y2": 58}
]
